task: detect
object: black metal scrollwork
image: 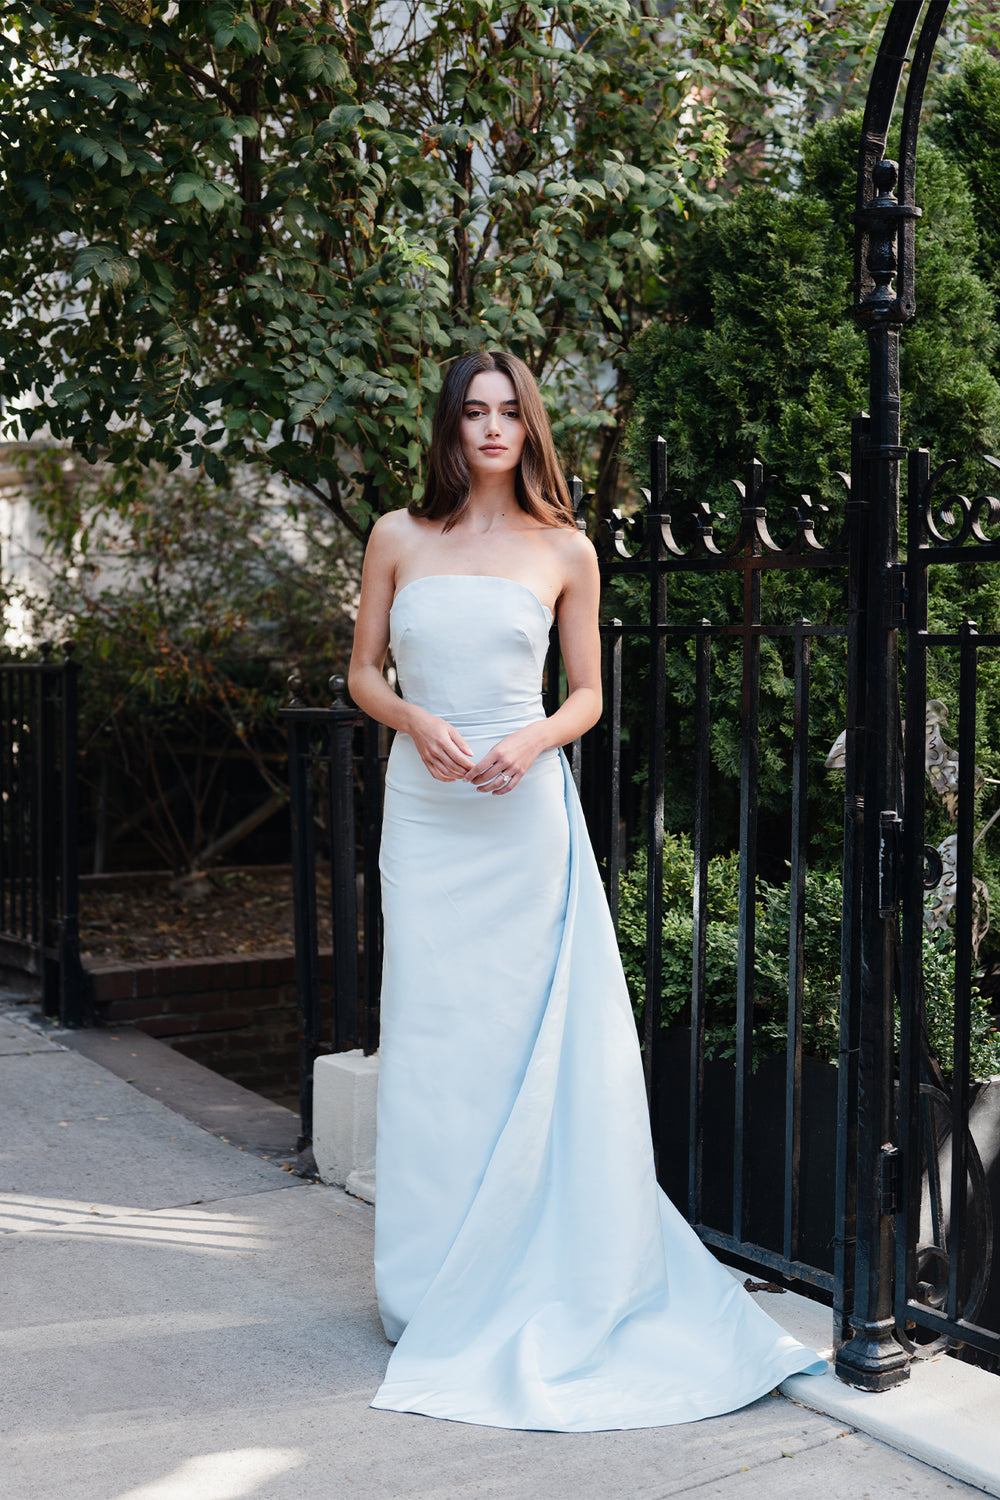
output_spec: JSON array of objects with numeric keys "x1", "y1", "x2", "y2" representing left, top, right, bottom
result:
[
  {"x1": 918, "y1": 456, "x2": 1000, "y2": 548},
  {"x1": 594, "y1": 453, "x2": 850, "y2": 568}
]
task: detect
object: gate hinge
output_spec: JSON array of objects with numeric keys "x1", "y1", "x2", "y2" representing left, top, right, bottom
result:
[
  {"x1": 878, "y1": 810, "x2": 902, "y2": 916},
  {"x1": 880, "y1": 1143, "x2": 900, "y2": 1215},
  {"x1": 890, "y1": 564, "x2": 906, "y2": 628}
]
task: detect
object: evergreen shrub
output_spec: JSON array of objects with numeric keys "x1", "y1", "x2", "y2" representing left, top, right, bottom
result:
[{"x1": 617, "y1": 834, "x2": 1000, "y2": 1081}]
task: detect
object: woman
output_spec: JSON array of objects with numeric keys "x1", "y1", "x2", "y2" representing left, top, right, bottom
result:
[{"x1": 348, "y1": 350, "x2": 823, "y2": 1431}]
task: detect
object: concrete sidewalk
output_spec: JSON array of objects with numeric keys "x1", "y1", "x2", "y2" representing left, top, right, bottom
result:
[{"x1": 0, "y1": 1000, "x2": 994, "y2": 1500}]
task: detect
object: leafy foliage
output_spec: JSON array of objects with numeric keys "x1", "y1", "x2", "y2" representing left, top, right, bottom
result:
[
  {"x1": 625, "y1": 113, "x2": 1000, "y2": 502},
  {"x1": 10, "y1": 450, "x2": 359, "y2": 871},
  {"x1": 932, "y1": 47, "x2": 1000, "y2": 334},
  {"x1": 0, "y1": 1, "x2": 957, "y2": 527}
]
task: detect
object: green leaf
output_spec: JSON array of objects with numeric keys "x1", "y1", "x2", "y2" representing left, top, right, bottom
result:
[
  {"x1": 73, "y1": 136, "x2": 109, "y2": 169},
  {"x1": 170, "y1": 173, "x2": 204, "y2": 205},
  {"x1": 20, "y1": 175, "x2": 51, "y2": 211},
  {"x1": 231, "y1": 20, "x2": 262, "y2": 54},
  {"x1": 70, "y1": 244, "x2": 137, "y2": 293},
  {"x1": 396, "y1": 178, "x2": 425, "y2": 213},
  {"x1": 193, "y1": 180, "x2": 229, "y2": 213},
  {"x1": 298, "y1": 45, "x2": 349, "y2": 85},
  {"x1": 316, "y1": 106, "x2": 365, "y2": 139}
]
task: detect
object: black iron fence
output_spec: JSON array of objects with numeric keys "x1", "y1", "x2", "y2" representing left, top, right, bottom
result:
[
  {"x1": 896, "y1": 449, "x2": 1000, "y2": 1367},
  {"x1": 281, "y1": 679, "x2": 383, "y2": 1146},
  {"x1": 0, "y1": 644, "x2": 86, "y2": 1025}
]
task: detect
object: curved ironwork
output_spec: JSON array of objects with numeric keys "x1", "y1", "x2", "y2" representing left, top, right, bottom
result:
[
  {"x1": 898, "y1": 1079, "x2": 994, "y2": 1360},
  {"x1": 853, "y1": 1, "x2": 948, "y2": 322},
  {"x1": 913, "y1": 459, "x2": 1000, "y2": 550},
  {"x1": 596, "y1": 460, "x2": 849, "y2": 568},
  {"x1": 895, "y1": 2, "x2": 951, "y2": 320}
]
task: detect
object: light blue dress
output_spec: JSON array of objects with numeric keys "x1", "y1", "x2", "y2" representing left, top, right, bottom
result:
[{"x1": 372, "y1": 574, "x2": 824, "y2": 1431}]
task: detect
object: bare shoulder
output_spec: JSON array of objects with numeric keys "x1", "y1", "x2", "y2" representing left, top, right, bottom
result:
[
  {"x1": 369, "y1": 506, "x2": 418, "y2": 546},
  {"x1": 544, "y1": 524, "x2": 599, "y2": 589},
  {"x1": 366, "y1": 507, "x2": 422, "y2": 568}
]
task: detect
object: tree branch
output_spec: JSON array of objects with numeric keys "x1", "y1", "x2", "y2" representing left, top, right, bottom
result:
[{"x1": 164, "y1": 53, "x2": 241, "y2": 115}]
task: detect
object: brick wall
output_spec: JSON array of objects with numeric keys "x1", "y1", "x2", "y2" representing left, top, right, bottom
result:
[{"x1": 85, "y1": 948, "x2": 333, "y2": 1101}]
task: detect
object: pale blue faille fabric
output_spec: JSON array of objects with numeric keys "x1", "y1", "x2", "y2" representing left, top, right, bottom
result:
[{"x1": 371, "y1": 573, "x2": 825, "y2": 1431}]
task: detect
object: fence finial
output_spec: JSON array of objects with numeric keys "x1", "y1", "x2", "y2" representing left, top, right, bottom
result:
[
  {"x1": 570, "y1": 476, "x2": 588, "y2": 531},
  {"x1": 648, "y1": 436, "x2": 667, "y2": 514},
  {"x1": 330, "y1": 673, "x2": 347, "y2": 705},
  {"x1": 287, "y1": 672, "x2": 304, "y2": 706}
]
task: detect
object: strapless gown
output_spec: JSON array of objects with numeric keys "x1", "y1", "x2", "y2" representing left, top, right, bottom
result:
[{"x1": 371, "y1": 573, "x2": 824, "y2": 1431}]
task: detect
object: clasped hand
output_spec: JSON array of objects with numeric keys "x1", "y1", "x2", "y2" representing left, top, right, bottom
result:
[{"x1": 410, "y1": 712, "x2": 543, "y2": 795}]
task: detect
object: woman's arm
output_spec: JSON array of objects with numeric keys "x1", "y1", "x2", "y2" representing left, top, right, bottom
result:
[
  {"x1": 466, "y1": 532, "x2": 602, "y2": 795},
  {"x1": 347, "y1": 515, "x2": 475, "y2": 781}
]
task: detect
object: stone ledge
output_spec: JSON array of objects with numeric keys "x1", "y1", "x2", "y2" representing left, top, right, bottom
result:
[{"x1": 53, "y1": 1022, "x2": 301, "y2": 1159}]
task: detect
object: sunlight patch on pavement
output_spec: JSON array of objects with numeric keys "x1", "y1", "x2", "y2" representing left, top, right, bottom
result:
[
  {"x1": 110, "y1": 1448, "x2": 305, "y2": 1500},
  {"x1": 0, "y1": 1193, "x2": 270, "y2": 1252}
]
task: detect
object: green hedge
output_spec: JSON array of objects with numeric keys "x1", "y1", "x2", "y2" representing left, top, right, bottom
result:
[{"x1": 617, "y1": 834, "x2": 1000, "y2": 1081}]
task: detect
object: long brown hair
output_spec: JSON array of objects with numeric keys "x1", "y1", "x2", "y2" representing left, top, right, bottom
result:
[{"x1": 411, "y1": 351, "x2": 575, "y2": 531}]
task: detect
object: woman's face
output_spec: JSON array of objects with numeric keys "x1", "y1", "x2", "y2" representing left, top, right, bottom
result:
[{"x1": 460, "y1": 370, "x2": 526, "y2": 481}]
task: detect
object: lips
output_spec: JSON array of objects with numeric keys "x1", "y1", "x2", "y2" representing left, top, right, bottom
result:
[{"x1": 480, "y1": 446, "x2": 507, "y2": 454}]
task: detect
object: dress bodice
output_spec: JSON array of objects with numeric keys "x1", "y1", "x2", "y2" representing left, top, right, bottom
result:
[{"x1": 389, "y1": 574, "x2": 553, "y2": 727}]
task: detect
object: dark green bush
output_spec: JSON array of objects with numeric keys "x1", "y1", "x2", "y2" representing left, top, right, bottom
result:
[{"x1": 618, "y1": 834, "x2": 1000, "y2": 1080}]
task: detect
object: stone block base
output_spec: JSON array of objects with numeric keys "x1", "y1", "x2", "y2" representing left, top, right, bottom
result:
[{"x1": 313, "y1": 1050, "x2": 379, "y2": 1201}]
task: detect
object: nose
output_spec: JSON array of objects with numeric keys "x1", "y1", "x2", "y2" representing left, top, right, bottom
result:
[{"x1": 484, "y1": 410, "x2": 501, "y2": 436}]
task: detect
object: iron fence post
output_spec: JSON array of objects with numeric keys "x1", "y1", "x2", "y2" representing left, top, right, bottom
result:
[
  {"x1": 604, "y1": 618, "x2": 623, "y2": 929},
  {"x1": 834, "y1": 414, "x2": 869, "y2": 1346},
  {"x1": 783, "y1": 618, "x2": 811, "y2": 1269},
  {"x1": 57, "y1": 645, "x2": 85, "y2": 1026},
  {"x1": 285, "y1": 684, "x2": 321, "y2": 1150},
  {"x1": 361, "y1": 712, "x2": 384, "y2": 1056},
  {"x1": 327, "y1": 675, "x2": 362, "y2": 1051},
  {"x1": 834, "y1": 0, "x2": 951, "y2": 1392},
  {"x1": 897, "y1": 447, "x2": 931, "y2": 1341},
  {"x1": 833, "y1": 310, "x2": 910, "y2": 1388},
  {"x1": 733, "y1": 460, "x2": 764, "y2": 1250},
  {"x1": 643, "y1": 438, "x2": 669, "y2": 1110},
  {"x1": 37, "y1": 643, "x2": 59, "y2": 1016},
  {"x1": 688, "y1": 618, "x2": 711, "y2": 1226}
]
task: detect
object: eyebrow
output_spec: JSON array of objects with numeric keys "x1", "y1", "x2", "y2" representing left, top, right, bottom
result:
[{"x1": 464, "y1": 399, "x2": 520, "y2": 408}]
